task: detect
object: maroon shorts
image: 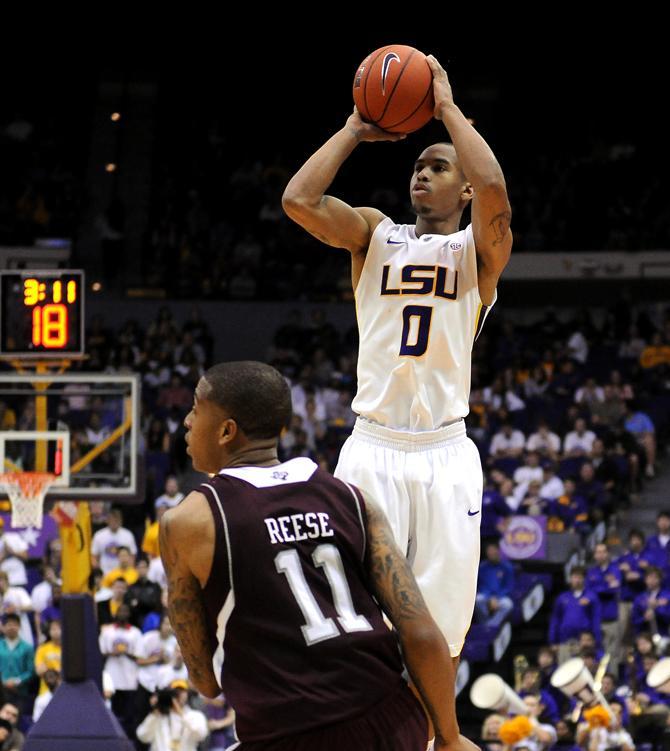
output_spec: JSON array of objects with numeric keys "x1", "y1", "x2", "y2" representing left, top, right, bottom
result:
[{"x1": 234, "y1": 683, "x2": 428, "y2": 751}]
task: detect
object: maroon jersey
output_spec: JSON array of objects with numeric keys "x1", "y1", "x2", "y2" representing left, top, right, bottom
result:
[{"x1": 199, "y1": 458, "x2": 406, "y2": 743}]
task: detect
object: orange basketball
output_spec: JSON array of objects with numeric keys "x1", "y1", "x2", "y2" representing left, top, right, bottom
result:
[{"x1": 353, "y1": 45, "x2": 435, "y2": 134}]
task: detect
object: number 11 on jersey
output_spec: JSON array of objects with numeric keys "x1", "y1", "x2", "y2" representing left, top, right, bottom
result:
[{"x1": 275, "y1": 544, "x2": 373, "y2": 646}]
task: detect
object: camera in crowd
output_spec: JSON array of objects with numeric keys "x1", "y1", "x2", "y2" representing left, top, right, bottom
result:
[{"x1": 155, "y1": 689, "x2": 176, "y2": 715}]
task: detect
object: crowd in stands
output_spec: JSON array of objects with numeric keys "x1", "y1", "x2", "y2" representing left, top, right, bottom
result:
[
  {"x1": 467, "y1": 302, "x2": 670, "y2": 751},
  {"x1": 2, "y1": 52, "x2": 670, "y2": 751},
  {"x1": 0, "y1": 297, "x2": 669, "y2": 747}
]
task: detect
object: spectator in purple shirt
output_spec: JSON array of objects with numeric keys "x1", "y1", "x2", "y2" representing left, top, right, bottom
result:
[
  {"x1": 577, "y1": 630, "x2": 604, "y2": 661},
  {"x1": 628, "y1": 632, "x2": 658, "y2": 687},
  {"x1": 518, "y1": 667, "x2": 560, "y2": 724},
  {"x1": 586, "y1": 543, "x2": 622, "y2": 674},
  {"x1": 632, "y1": 567, "x2": 670, "y2": 637},
  {"x1": 536, "y1": 645, "x2": 568, "y2": 713},
  {"x1": 202, "y1": 694, "x2": 236, "y2": 750},
  {"x1": 617, "y1": 529, "x2": 666, "y2": 641},
  {"x1": 644, "y1": 512, "x2": 670, "y2": 569},
  {"x1": 549, "y1": 565, "x2": 602, "y2": 664}
]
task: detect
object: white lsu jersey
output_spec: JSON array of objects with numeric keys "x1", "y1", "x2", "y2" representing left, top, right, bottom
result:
[{"x1": 351, "y1": 217, "x2": 494, "y2": 431}]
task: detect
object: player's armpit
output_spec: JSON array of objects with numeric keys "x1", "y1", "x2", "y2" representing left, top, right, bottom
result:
[{"x1": 160, "y1": 509, "x2": 220, "y2": 698}]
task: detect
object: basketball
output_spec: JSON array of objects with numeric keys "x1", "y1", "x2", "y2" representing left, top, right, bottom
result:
[{"x1": 353, "y1": 44, "x2": 435, "y2": 134}]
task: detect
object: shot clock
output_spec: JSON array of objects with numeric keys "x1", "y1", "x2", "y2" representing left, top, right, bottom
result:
[{"x1": 0, "y1": 270, "x2": 85, "y2": 357}]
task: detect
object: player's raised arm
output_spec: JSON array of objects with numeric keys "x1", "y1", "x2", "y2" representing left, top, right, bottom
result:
[
  {"x1": 159, "y1": 494, "x2": 220, "y2": 699},
  {"x1": 427, "y1": 55, "x2": 512, "y2": 305},
  {"x1": 282, "y1": 109, "x2": 400, "y2": 253},
  {"x1": 362, "y1": 491, "x2": 480, "y2": 751}
]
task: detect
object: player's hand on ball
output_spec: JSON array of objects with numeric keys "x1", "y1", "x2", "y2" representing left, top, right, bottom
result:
[
  {"x1": 426, "y1": 55, "x2": 454, "y2": 119},
  {"x1": 435, "y1": 733, "x2": 482, "y2": 751},
  {"x1": 346, "y1": 108, "x2": 406, "y2": 143}
]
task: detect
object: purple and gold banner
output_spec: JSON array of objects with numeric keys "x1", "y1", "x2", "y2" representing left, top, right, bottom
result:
[{"x1": 501, "y1": 515, "x2": 547, "y2": 560}]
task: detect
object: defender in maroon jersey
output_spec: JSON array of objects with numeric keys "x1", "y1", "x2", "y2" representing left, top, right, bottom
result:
[{"x1": 160, "y1": 361, "x2": 478, "y2": 751}]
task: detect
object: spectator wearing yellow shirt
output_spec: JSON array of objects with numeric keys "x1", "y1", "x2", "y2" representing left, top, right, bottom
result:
[
  {"x1": 34, "y1": 620, "x2": 62, "y2": 694},
  {"x1": 142, "y1": 519, "x2": 159, "y2": 560},
  {"x1": 141, "y1": 497, "x2": 173, "y2": 560},
  {"x1": 101, "y1": 547, "x2": 139, "y2": 589}
]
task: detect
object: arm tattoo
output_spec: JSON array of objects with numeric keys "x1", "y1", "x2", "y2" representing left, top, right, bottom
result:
[
  {"x1": 365, "y1": 498, "x2": 431, "y2": 630},
  {"x1": 490, "y1": 211, "x2": 511, "y2": 246},
  {"x1": 167, "y1": 572, "x2": 215, "y2": 689},
  {"x1": 160, "y1": 514, "x2": 218, "y2": 695}
]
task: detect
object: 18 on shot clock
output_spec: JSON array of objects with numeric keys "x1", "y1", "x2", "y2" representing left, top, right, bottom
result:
[{"x1": 0, "y1": 270, "x2": 85, "y2": 357}]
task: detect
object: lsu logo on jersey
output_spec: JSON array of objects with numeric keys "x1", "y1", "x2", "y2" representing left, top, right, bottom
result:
[{"x1": 380, "y1": 264, "x2": 458, "y2": 299}]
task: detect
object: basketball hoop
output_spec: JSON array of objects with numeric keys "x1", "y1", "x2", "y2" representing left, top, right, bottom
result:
[{"x1": 0, "y1": 472, "x2": 57, "y2": 529}]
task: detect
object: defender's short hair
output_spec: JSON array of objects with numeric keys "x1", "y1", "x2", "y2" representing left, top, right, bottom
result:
[{"x1": 203, "y1": 361, "x2": 292, "y2": 441}]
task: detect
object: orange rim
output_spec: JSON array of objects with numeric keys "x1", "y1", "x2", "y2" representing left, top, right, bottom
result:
[{"x1": 0, "y1": 472, "x2": 56, "y2": 499}]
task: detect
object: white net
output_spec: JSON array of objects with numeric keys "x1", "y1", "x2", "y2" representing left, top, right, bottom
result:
[{"x1": 0, "y1": 472, "x2": 56, "y2": 529}]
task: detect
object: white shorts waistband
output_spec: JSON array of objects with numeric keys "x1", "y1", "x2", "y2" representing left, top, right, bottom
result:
[{"x1": 351, "y1": 417, "x2": 467, "y2": 452}]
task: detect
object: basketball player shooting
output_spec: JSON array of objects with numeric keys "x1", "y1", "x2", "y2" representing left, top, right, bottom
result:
[
  {"x1": 159, "y1": 361, "x2": 480, "y2": 751},
  {"x1": 282, "y1": 55, "x2": 512, "y2": 661}
]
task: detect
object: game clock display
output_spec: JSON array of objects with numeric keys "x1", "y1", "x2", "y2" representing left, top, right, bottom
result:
[{"x1": 0, "y1": 270, "x2": 85, "y2": 357}]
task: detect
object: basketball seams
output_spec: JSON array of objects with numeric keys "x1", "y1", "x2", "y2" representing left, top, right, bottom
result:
[{"x1": 384, "y1": 76, "x2": 434, "y2": 131}]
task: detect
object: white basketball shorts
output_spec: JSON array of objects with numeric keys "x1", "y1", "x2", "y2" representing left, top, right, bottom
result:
[{"x1": 335, "y1": 417, "x2": 483, "y2": 657}]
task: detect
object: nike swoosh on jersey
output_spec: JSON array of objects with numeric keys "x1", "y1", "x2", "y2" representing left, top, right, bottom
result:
[
  {"x1": 467, "y1": 509, "x2": 480, "y2": 516},
  {"x1": 386, "y1": 239, "x2": 405, "y2": 245}
]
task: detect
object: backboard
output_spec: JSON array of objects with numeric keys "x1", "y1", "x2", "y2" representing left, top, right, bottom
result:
[{"x1": 0, "y1": 373, "x2": 141, "y2": 502}]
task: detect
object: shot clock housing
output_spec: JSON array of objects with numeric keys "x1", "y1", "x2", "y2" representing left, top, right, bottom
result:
[{"x1": 0, "y1": 270, "x2": 85, "y2": 357}]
